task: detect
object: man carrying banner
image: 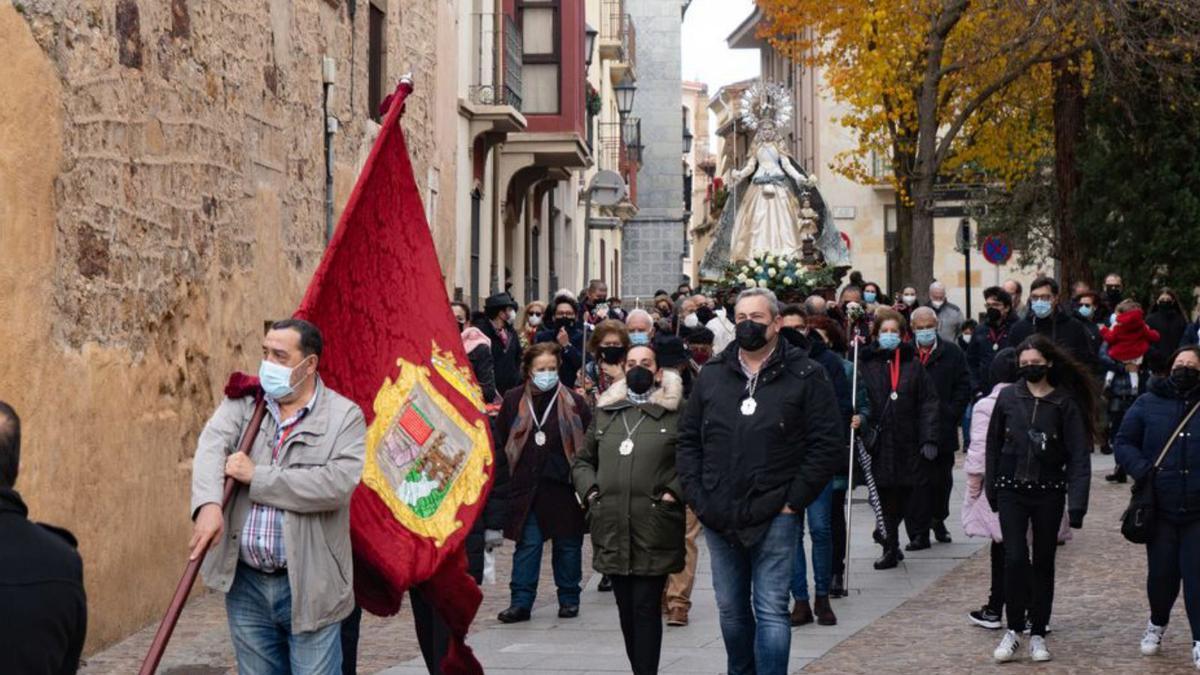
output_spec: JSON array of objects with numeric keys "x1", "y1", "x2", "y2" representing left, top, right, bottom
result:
[{"x1": 189, "y1": 318, "x2": 366, "y2": 672}]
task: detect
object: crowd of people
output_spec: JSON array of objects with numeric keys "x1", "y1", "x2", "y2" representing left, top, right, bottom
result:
[
  {"x1": 458, "y1": 273, "x2": 1200, "y2": 673},
  {"x1": 6, "y1": 271, "x2": 1200, "y2": 674}
]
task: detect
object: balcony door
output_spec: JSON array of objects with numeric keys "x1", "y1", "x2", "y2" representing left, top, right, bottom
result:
[{"x1": 517, "y1": 0, "x2": 560, "y2": 114}]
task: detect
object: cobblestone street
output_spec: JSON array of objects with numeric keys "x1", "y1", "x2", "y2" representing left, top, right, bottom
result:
[
  {"x1": 81, "y1": 542, "x2": 596, "y2": 674},
  {"x1": 803, "y1": 454, "x2": 1194, "y2": 674}
]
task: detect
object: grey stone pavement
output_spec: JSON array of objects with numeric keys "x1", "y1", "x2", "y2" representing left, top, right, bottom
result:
[{"x1": 380, "y1": 455, "x2": 1000, "y2": 675}]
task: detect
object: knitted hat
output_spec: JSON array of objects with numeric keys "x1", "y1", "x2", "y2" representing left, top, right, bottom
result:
[{"x1": 1101, "y1": 308, "x2": 1161, "y2": 363}]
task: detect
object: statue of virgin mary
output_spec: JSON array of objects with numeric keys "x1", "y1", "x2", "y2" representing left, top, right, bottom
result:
[{"x1": 700, "y1": 82, "x2": 851, "y2": 278}]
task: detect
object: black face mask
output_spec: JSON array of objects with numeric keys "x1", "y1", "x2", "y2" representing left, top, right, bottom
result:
[
  {"x1": 598, "y1": 345, "x2": 626, "y2": 365},
  {"x1": 1170, "y1": 367, "x2": 1200, "y2": 392},
  {"x1": 696, "y1": 306, "x2": 715, "y2": 325},
  {"x1": 1105, "y1": 287, "x2": 1122, "y2": 304},
  {"x1": 735, "y1": 320, "x2": 770, "y2": 351},
  {"x1": 1158, "y1": 301, "x2": 1176, "y2": 311},
  {"x1": 986, "y1": 307, "x2": 1003, "y2": 325},
  {"x1": 625, "y1": 366, "x2": 656, "y2": 395},
  {"x1": 1018, "y1": 364, "x2": 1049, "y2": 383}
]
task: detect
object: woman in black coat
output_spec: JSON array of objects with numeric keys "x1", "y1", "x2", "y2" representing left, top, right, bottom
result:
[
  {"x1": 859, "y1": 308, "x2": 939, "y2": 570},
  {"x1": 1146, "y1": 288, "x2": 1190, "y2": 375},
  {"x1": 1115, "y1": 346, "x2": 1200, "y2": 667},
  {"x1": 985, "y1": 335, "x2": 1095, "y2": 663},
  {"x1": 494, "y1": 342, "x2": 592, "y2": 623}
]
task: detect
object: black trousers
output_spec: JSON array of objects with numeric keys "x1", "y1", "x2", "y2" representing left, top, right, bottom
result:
[
  {"x1": 997, "y1": 488, "x2": 1064, "y2": 636},
  {"x1": 340, "y1": 588, "x2": 451, "y2": 675},
  {"x1": 904, "y1": 453, "x2": 954, "y2": 541},
  {"x1": 831, "y1": 488, "x2": 847, "y2": 575},
  {"x1": 610, "y1": 574, "x2": 668, "y2": 675},
  {"x1": 1147, "y1": 517, "x2": 1200, "y2": 641},
  {"x1": 878, "y1": 486, "x2": 912, "y2": 549},
  {"x1": 987, "y1": 541, "x2": 1005, "y2": 612}
]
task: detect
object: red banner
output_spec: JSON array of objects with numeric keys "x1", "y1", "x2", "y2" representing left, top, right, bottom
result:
[{"x1": 294, "y1": 80, "x2": 491, "y2": 674}]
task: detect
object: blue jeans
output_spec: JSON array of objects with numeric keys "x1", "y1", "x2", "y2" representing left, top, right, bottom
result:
[
  {"x1": 510, "y1": 513, "x2": 583, "y2": 610},
  {"x1": 792, "y1": 483, "x2": 833, "y2": 601},
  {"x1": 706, "y1": 513, "x2": 798, "y2": 675},
  {"x1": 226, "y1": 563, "x2": 342, "y2": 675}
]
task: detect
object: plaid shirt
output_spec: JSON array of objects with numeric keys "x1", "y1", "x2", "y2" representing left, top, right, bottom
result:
[{"x1": 239, "y1": 389, "x2": 318, "y2": 572}]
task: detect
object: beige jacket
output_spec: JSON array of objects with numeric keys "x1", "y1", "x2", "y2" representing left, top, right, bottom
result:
[{"x1": 191, "y1": 378, "x2": 366, "y2": 633}]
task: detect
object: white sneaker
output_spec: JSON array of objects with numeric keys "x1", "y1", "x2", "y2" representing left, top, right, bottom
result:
[
  {"x1": 1192, "y1": 641, "x2": 1200, "y2": 669},
  {"x1": 994, "y1": 629, "x2": 1020, "y2": 663},
  {"x1": 1029, "y1": 635, "x2": 1051, "y2": 662},
  {"x1": 1141, "y1": 622, "x2": 1166, "y2": 656}
]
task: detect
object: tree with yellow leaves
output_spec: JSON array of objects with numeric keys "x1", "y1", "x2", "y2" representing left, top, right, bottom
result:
[{"x1": 758, "y1": 0, "x2": 1089, "y2": 292}]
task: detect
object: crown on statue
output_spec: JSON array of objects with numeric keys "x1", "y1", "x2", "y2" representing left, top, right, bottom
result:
[{"x1": 739, "y1": 81, "x2": 793, "y2": 132}]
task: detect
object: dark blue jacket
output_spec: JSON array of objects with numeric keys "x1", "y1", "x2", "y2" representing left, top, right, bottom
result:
[{"x1": 1115, "y1": 377, "x2": 1200, "y2": 523}]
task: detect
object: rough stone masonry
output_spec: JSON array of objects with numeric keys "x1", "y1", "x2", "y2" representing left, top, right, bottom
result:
[{"x1": 0, "y1": 0, "x2": 451, "y2": 652}]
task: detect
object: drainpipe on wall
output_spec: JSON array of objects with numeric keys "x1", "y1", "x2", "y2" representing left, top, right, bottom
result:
[{"x1": 323, "y1": 56, "x2": 338, "y2": 245}]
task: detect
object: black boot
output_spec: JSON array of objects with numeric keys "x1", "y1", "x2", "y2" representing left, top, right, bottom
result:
[
  {"x1": 1105, "y1": 467, "x2": 1127, "y2": 483},
  {"x1": 905, "y1": 534, "x2": 931, "y2": 551},
  {"x1": 932, "y1": 521, "x2": 953, "y2": 543},
  {"x1": 498, "y1": 606, "x2": 531, "y2": 623},
  {"x1": 829, "y1": 574, "x2": 846, "y2": 598},
  {"x1": 874, "y1": 547, "x2": 900, "y2": 570},
  {"x1": 597, "y1": 574, "x2": 613, "y2": 592}
]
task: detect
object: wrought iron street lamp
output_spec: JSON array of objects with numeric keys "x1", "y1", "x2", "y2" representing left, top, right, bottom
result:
[
  {"x1": 614, "y1": 73, "x2": 637, "y2": 118},
  {"x1": 584, "y1": 23, "x2": 598, "y2": 68}
]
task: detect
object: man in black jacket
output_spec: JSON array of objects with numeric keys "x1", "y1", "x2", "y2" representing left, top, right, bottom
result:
[
  {"x1": 1009, "y1": 277, "x2": 1100, "y2": 372},
  {"x1": 905, "y1": 308, "x2": 973, "y2": 550},
  {"x1": 0, "y1": 402, "x2": 87, "y2": 674},
  {"x1": 967, "y1": 286, "x2": 1017, "y2": 395},
  {"x1": 476, "y1": 292, "x2": 522, "y2": 395},
  {"x1": 677, "y1": 289, "x2": 842, "y2": 675}
]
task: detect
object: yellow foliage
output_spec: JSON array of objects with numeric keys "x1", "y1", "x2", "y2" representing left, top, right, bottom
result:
[{"x1": 758, "y1": 0, "x2": 1088, "y2": 190}]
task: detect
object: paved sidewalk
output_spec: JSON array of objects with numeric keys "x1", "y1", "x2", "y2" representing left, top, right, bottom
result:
[{"x1": 380, "y1": 458, "x2": 990, "y2": 674}]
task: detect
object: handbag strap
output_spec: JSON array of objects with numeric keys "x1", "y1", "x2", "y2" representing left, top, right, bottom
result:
[{"x1": 1151, "y1": 399, "x2": 1200, "y2": 470}]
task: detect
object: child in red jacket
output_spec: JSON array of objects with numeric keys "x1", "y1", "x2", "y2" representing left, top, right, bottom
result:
[{"x1": 1100, "y1": 302, "x2": 1160, "y2": 482}]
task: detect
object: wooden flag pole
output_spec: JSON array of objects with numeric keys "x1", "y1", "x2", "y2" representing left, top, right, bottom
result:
[{"x1": 139, "y1": 396, "x2": 268, "y2": 675}]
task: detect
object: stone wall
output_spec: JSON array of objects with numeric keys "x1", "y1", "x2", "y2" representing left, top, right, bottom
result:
[
  {"x1": 622, "y1": 0, "x2": 684, "y2": 298},
  {"x1": 0, "y1": 0, "x2": 454, "y2": 652}
]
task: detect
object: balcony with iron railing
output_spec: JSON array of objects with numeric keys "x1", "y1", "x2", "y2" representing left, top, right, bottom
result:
[
  {"x1": 597, "y1": 119, "x2": 640, "y2": 208},
  {"x1": 599, "y1": 0, "x2": 636, "y2": 82},
  {"x1": 468, "y1": 12, "x2": 523, "y2": 111}
]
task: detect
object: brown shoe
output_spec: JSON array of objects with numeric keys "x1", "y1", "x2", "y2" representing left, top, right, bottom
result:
[
  {"x1": 814, "y1": 596, "x2": 838, "y2": 626},
  {"x1": 790, "y1": 599, "x2": 814, "y2": 626},
  {"x1": 666, "y1": 607, "x2": 689, "y2": 626}
]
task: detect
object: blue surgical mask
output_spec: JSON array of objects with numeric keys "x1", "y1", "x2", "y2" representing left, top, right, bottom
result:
[
  {"x1": 864, "y1": 291, "x2": 877, "y2": 304},
  {"x1": 878, "y1": 333, "x2": 902, "y2": 351},
  {"x1": 1077, "y1": 305, "x2": 1094, "y2": 319},
  {"x1": 532, "y1": 371, "x2": 559, "y2": 392},
  {"x1": 915, "y1": 328, "x2": 938, "y2": 346},
  {"x1": 1031, "y1": 299, "x2": 1053, "y2": 319},
  {"x1": 629, "y1": 331, "x2": 650, "y2": 346},
  {"x1": 259, "y1": 358, "x2": 310, "y2": 401}
]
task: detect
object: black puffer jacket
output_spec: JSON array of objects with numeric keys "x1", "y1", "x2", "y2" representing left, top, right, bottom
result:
[
  {"x1": 860, "y1": 343, "x2": 939, "y2": 487},
  {"x1": 677, "y1": 338, "x2": 843, "y2": 547},
  {"x1": 0, "y1": 489, "x2": 86, "y2": 675},
  {"x1": 921, "y1": 341, "x2": 972, "y2": 454},
  {"x1": 984, "y1": 381, "x2": 1092, "y2": 520},
  {"x1": 1009, "y1": 309, "x2": 1099, "y2": 372}
]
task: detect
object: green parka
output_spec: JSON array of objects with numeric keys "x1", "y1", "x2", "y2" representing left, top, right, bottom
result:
[{"x1": 573, "y1": 370, "x2": 686, "y2": 577}]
